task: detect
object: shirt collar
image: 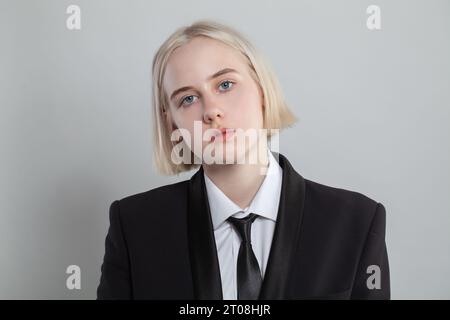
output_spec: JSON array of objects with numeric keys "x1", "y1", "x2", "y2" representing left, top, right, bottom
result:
[{"x1": 203, "y1": 149, "x2": 283, "y2": 230}]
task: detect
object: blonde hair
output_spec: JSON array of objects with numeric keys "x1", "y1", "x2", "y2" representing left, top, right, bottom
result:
[{"x1": 151, "y1": 19, "x2": 298, "y2": 175}]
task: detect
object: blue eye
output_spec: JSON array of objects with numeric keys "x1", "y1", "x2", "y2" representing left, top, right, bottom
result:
[
  {"x1": 180, "y1": 95, "x2": 197, "y2": 107},
  {"x1": 219, "y1": 80, "x2": 234, "y2": 91},
  {"x1": 179, "y1": 81, "x2": 234, "y2": 107}
]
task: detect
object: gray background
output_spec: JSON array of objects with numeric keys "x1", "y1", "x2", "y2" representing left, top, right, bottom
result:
[{"x1": 1, "y1": 0, "x2": 449, "y2": 299}]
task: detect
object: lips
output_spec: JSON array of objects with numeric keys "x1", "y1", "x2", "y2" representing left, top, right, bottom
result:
[{"x1": 210, "y1": 128, "x2": 235, "y2": 142}]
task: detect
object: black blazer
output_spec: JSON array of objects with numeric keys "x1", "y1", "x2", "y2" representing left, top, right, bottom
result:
[{"x1": 97, "y1": 152, "x2": 390, "y2": 300}]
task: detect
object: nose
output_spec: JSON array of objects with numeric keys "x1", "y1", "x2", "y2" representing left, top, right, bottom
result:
[{"x1": 203, "y1": 98, "x2": 224, "y2": 124}]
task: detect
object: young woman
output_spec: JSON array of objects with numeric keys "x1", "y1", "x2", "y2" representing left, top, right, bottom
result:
[{"x1": 97, "y1": 20, "x2": 390, "y2": 300}]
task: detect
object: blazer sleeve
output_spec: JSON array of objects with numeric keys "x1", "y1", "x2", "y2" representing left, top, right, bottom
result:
[
  {"x1": 351, "y1": 202, "x2": 391, "y2": 299},
  {"x1": 97, "y1": 200, "x2": 132, "y2": 299}
]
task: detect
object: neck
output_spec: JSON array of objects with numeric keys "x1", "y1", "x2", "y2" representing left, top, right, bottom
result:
[{"x1": 202, "y1": 144, "x2": 270, "y2": 210}]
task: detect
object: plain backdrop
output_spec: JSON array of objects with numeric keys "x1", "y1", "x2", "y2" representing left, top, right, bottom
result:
[{"x1": 1, "y1": 0, "x2": 449, "y2": 299}]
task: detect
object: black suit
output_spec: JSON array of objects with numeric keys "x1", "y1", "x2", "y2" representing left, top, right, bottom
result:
[{"x1": 97, "y1": 152, "x2": 390, "y2": 299}]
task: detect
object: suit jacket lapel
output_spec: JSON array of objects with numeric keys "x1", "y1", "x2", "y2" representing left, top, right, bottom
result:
[
  {"x1": 187, "y1": 166, "x2": 223, "y2": 299},
  {"x1": 187, "y1": 152, "x2": 307, "y2": 300},
  {"x1": 258, "y1": 152, "x2": 307, "y2": 299}
]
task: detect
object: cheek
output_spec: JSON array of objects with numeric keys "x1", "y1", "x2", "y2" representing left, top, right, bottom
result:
[
  {"x1": 230, "y1": 87, "x2": 263, "y2": 126},
  {"x1": 171, "y1": 112, "x2": 201, "y2": 148},
  {"x1": 172, "y1": 107, "x2": 201, "y2": 129}
]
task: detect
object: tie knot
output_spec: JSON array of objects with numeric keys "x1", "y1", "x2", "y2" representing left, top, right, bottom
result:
[{"x1": 227, "y1": 213, "x2": 259, "y2": 244}]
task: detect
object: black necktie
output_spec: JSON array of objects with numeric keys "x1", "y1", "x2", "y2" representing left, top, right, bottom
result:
[{"x1": 227, "y1": 213, "x2": 262, "y2": 300}]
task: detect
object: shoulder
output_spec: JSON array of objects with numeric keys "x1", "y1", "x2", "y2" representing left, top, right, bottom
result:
[
  {"x1": 303, "y1": 178, "x2": 385, "y2": 228},
  {"x1": 304, "y1": 178, "x2": 379, "y2": 209},
  {"x1": 120, "y1": 179, "x2": 189, "y2": 205},
  {"x1": 110, "y1": 179, "x2": 190, "y2": 225}
]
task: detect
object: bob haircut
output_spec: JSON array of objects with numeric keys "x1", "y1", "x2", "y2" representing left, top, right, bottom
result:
[{"x1": 151, "y1": 19, "x2": 298, "y2": 176}]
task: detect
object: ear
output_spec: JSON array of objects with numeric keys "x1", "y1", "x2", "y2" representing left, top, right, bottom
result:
[
  {"x1": 257, "y1": 84, "x2": 265, "y2": 110},
  {"x1": 163, "y1": 107, "x2": 179, "y2": 133}
]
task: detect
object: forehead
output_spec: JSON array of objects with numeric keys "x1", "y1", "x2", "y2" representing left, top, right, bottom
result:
[{"x1": 163, "y1": 37, "x2": 248, "y2": 89}]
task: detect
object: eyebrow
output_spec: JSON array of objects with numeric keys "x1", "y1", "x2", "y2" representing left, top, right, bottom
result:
[{"x1": 169, "y1": 68, "x2": 239, "y2": 102}]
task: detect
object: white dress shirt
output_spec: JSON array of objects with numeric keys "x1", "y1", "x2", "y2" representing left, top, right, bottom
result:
[{"x1": 203, "y1": 150, "x2": 283, "y2": 300}]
